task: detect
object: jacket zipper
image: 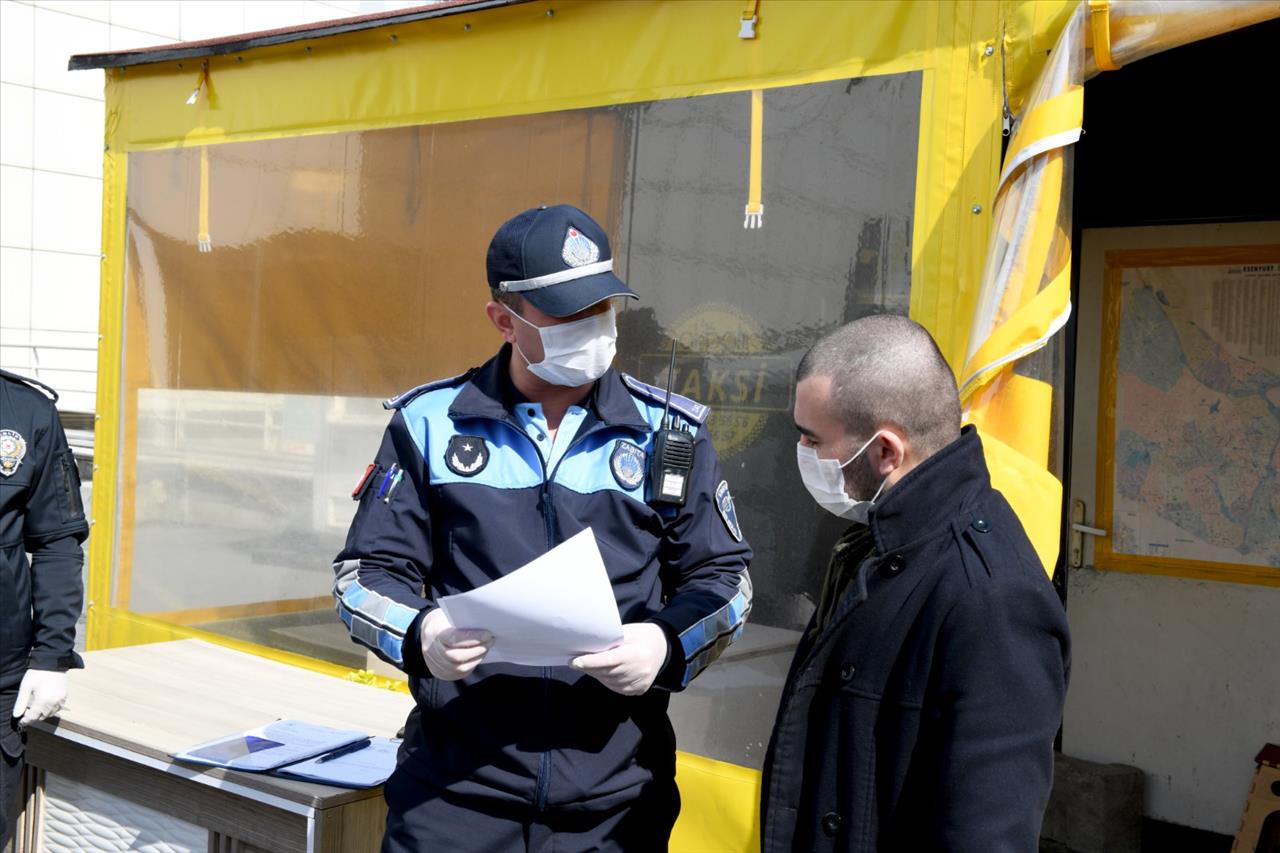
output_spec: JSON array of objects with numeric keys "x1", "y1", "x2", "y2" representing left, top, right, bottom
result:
[{"x1": 478, "y1": 412, "x2": 617, "y2": 812}]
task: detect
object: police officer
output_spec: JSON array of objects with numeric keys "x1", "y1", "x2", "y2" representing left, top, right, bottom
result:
[
  {"x1": 332, "y1": 204, "x2": 753, "y2": 852},
  {"x1": 1, "y1": 370, "x2": 88, "y2": 847}
]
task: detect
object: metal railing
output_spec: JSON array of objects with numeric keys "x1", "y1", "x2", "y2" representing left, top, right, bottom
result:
[{"x1": 0, "y1": 332, "x2": 99, "y2": 399}]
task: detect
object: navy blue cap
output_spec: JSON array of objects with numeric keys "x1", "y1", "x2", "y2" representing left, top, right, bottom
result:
[{"x1": 486, "y1": 204, "x2": 638, "y2": 318}]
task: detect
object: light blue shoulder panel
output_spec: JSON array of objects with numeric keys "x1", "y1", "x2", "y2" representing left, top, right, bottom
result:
[{"x1": 399, "y1": 386, "x2": 543, "y2": 490}]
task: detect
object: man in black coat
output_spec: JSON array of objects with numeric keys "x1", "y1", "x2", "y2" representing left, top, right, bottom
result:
[
  {"x1": 761, "y1": 316, "x2": 1070, "y2": 852},
  {"x1": 0, "y1": 370, "x2": 88, "y2": 848}
]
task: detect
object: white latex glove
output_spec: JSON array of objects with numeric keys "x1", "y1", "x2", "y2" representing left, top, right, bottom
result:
[
  {"x1": 13, "y1": 669, "x2": 68, "y2": 728},
  {"x1": 571, "y1": 622, "x2": 670, "y2": 696},
  {"x1": 419, "y1": 608, "x2": 493, "y2": 681}
]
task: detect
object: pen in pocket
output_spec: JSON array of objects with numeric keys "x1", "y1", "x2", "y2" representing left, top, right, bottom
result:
[
  {"x1": 375, "y1": 464, "x2": 399, "y2": 500},
  {"x1": 384, "y1": 469, "x2": 405, "y2": 503}
]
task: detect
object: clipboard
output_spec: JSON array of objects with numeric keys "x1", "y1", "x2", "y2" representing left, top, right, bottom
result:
[
  {"x1": 172, "y1": 719, "x2": 368, "y2": 773},
  {"x1": 269, "y1": 735, "x2": 401, "y2": 788}
]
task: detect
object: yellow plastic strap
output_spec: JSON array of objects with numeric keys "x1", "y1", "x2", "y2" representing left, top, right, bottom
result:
[
  {"x1": 744, "y1": 88, "x2": 764, "y2": 229},
  {"x1": 188, "y1": 61, "x2": 213, "y2": 253},
  {"x1": 966, "y1": 144, "x2": 1069, "y2": 395},
  {"x1": 197, "y1": 145, "x2": 212, "y2": 252},
  {"x1": 960, "y1": 263, "x2": 1071, "y2": 399},
  {"x1": 741, "y1": 0, "x2": 758, "y2": 20},
  {"x1": 184, "y1": 62, "x2": 209, "y2": 106},
  {"x1": 997, "y1": 86, "x2": 1083, "y2": 196},
  {"x1": 1088, "y1": 0, "x2": 1121, "y2": 72},
  {"x1": 965, "y1": 371, "x2": 1053, "y2": 467}
]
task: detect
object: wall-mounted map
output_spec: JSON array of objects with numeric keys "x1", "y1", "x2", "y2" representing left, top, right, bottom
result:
[{"x1": 1101, "y1": 249, "x2": 1279, "y2": 580}]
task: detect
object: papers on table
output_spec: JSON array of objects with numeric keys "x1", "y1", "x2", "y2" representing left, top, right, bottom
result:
[
  {"x1": 271, "y1": 735, "x2": 400, "y2": 788},
  {"x1": 172, "y1": 719, "x2": 367, "y2": 773},
  {"x1": 437, "y1": 527, "x2": 624, "y2": 667},
  {"x1": 172, "y1": 530, "x2": 625, "y2": 786}
]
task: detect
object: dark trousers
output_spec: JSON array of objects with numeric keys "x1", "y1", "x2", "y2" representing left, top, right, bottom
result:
[
  {"x1": 0, "y1": 688, "x2": 23, "y2": 852},
  {"x1": 381, "y1": 767, "x2": 680, "y2": 853}
]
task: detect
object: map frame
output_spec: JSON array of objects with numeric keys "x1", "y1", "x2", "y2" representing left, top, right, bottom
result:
[{"x1": 1095, "y1": 244, "x2": 1280, "y2": 588}]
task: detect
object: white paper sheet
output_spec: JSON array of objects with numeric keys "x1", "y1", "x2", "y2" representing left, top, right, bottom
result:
[{"x1": 437, "y1": 527, "x2": 624, "y2": 667}]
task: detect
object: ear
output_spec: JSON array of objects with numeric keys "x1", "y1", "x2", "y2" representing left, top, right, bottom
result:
[
  {"x1": 485, "y1": 301, "x2": 518, "y2": 344},
  {"x1": 870, "y1": 429, "x2": 907, "y2": 477}
]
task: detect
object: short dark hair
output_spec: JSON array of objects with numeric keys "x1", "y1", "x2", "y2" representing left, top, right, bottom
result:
[
  {"x1": 796, "y1": 315, "x2": 961, "y2": 459},
  {"x1": 491, "y1": 290, "x2": 524, "y2": 314}
]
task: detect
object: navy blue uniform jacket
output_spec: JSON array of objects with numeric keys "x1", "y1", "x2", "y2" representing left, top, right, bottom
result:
[
  {"x1": 333, "y1": 348, "x2": 752, "y2": 812},
  {"x1": 0, "y1": 370, "x2": 87, "y2": 692},
  {"x1": 761, "y1": 427, "x2": 1070, "y2": 852}
]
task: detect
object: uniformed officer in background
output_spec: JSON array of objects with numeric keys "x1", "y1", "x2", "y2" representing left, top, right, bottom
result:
[
  {"x1": 333, "y1": 204, "x2": 753, "y2": 852},
  {"x1": 0, "y1": 370, "x2": 88, "y2": 848}
]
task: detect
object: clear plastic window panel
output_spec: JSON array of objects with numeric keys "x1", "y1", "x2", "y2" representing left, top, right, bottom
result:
[{"x1": 119, "y1": 72, "x2": 921, "y2": 766}]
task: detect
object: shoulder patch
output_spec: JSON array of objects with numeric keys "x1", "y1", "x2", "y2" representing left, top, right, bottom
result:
[
  {"x1": 0, "y1": 368, "x2": 58, "y2": 402},
  {"x1": 384, "y1": 369, "x2": 474, "y2": 410},
  {"x1": 620, "y1": 373, "x2": 710, "y2": 425},
  {"x1": 715, "y1": 480, "x2": 743, "y2": 542}
]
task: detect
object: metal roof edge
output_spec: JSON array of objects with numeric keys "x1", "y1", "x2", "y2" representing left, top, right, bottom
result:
[{"x1": 68, "y1": 0, "x2": 527, "y2": 71}]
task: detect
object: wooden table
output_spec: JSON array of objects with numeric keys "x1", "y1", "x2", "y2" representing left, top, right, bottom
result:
[{"x1": 10, "y1": 640, "x2": 414, "y2": 853}]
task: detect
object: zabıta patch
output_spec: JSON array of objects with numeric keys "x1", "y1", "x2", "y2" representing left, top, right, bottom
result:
[
  {"x1": 610, "y1": 440, "x2": 646, "y2": 490},
  {"x1": 446, "y1": 435, "x2": 489, "y2": 477}
]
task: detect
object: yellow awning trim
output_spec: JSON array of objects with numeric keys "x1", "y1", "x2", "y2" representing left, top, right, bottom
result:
[{"x1": 1088, "y1": 0, "x2": 1121, "y2": 71}]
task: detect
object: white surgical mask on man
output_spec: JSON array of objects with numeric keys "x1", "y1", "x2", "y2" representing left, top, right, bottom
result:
[
  {"x1": 505, "y1": 304, "x2": 617, "y2": 387},
  {"x1": 796, "y1": 430, "x2": 888, "y2": 524}
]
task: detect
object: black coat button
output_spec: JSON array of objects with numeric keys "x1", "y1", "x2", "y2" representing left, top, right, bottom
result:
[
  {"x1": 822, "y1": 812, "x2": 842, "y2": 836},
  {"x1": 840, "y1": 663, "x2": 856, "y2": 681},
  {"x1": 886, "y1": 555, "x2": 905, "y2": 575},
  {"x1": 972, "y1": 517, "x2": 991, "y2": 533}
]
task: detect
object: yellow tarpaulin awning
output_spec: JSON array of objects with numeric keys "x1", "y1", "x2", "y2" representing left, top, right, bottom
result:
[{"x1": 74, "y1": 1, "x2": 1280, "y2": 849}]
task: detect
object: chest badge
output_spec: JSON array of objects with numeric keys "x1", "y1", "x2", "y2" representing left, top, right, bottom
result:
[
  {"x1": 0, "y1": 429, "x2": 26, "y2": 477},
  {"x1": 715, "y1": 480, "x2": 743, "y2": 542},
  {"x1": 610, "y1": 440, "x2": 646, "y2": 491},
  {"x1": 446, "y1": 435, "x2": 489, "y2": 477}
]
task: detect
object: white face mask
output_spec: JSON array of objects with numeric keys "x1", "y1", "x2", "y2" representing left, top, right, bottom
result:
[
  {"x1": 506, "y1": 304, "x2": 617, "y2": 387},
  {"x1": 796, "y1": 431, "x2": 888, "y2": 524}
]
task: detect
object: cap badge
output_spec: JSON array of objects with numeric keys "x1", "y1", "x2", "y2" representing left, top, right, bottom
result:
[{"x1": 562, "y1": 226, "x2": 601, "y2": 268}]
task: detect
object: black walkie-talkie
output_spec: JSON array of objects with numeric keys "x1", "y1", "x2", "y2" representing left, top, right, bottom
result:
[{"x1": 650, "y1": 341, "x2": 696, "y2": 506}]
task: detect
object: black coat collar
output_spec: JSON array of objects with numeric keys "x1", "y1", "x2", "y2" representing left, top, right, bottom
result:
[{"x1": 869, "y1": 425, "x2": 989, "y2": 556}]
